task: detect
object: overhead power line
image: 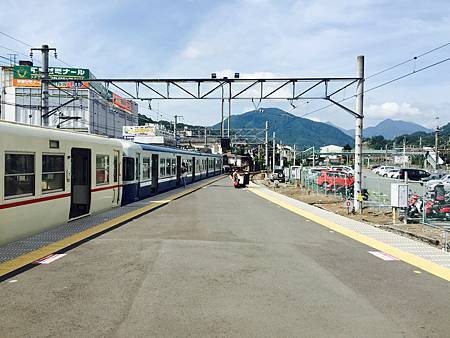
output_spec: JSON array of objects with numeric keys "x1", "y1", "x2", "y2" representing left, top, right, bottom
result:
[
  {"x1": 365, "y1": 57, "x2": 450, "y2": 93},
  {"x1": 300, "y1": 56, "x2": 450, "y2": 118},
  {"x1": 0, "y1": 30, "x2": 73, "y2": 67},
  {"x1": 366, "y1": 42, "x2": 450, "y2": 79},
  {"x1": 0, "y1": 31, "x2": 33, "y2": 47}
]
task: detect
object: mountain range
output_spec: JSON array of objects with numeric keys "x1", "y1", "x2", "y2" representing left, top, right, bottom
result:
[
  {"x1": 212, "y1": 108, "x2": 354, "y2": 148},
  {"x1": 334, "y1": 119, "x2": 432, "y2": 140}
]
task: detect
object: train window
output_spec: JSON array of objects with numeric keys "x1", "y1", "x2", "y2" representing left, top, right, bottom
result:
[
  {"x1": 143, "y1": 157, "x2": 151, "y2": 180},
  {"x1": 42, "y1": 154, "x2": 65, "y2": 193},
  {"x1": 165, "y1": 159, "x2": 172, "y2": 176},
  {"x1": 123, "y1": 157, "x2": 135, "y2": 181},
  {"x1": 160, "y1": 158, "x2": 165, "y2": 177},
  {"x1": 96, "y1": 155, "x2": 110, "y2": 185},
  {"x1": 5, "y1": 153, "x2": 35, "y2": 198},
  {"x1": 171, "y1": 158, "x2": 176, "y2": 175}
]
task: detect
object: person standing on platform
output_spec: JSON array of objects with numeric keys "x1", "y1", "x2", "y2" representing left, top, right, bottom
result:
[{"x1": 181, "y1": 162, "x2": 188, "y2": 188}]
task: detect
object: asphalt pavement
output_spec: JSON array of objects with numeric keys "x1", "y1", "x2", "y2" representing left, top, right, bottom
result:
[
  {"x1": 0, "y1": 177, "x2": 449, "y2": 337},
  {"x1": 363, "y1": 168, "x2": 427, "y2": 203}
]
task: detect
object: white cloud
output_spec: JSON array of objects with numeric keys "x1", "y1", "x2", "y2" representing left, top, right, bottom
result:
[
  {"x1": 366, "y1": 102, "x2": 423, "y2": 119},
  {"x1": 182, "y1": 46, "x2": 201, "y2": 59}
]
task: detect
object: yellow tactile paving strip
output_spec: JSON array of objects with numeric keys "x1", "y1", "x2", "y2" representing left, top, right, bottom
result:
[{"x1": 249, "y1": 185, "x2": 450, "y2": 282}]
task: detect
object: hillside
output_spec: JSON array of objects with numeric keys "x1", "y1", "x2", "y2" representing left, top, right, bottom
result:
[
  {"x1": 344, "y1": 119, "x2": 431, "y2": 139},
  {"x1": 364, "y1": 122, "x2": 449, "y2": 149},
  {"x1": 213, "y1": 108, "x2": 354, "y2": 148}
]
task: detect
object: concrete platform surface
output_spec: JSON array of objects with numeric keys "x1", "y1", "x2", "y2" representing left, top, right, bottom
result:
[{"x1": 0, "y1": 177, "x2": 449, "y2": 337}]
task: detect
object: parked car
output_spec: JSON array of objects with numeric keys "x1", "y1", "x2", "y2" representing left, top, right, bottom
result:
[
  {"x1": 386, "y1": 168, "x2": 400, "y2": 178},
  {"x1": 421, "y1": 170, "x2": 447, "y2": 182},
  {"x1": 371, "y1": 164, "x2": 381, "y2": 171},
  {"x1": 398, "y1": 168, "x2": 430, "y2": 181},
  {"x1": 317, "y1": 170, "x2": 354, "y2": 188},
  {"x1": 425, "y1": 174, "x2": 450, "y2": 190},
  {"x1": 331, "y1": 165, "x2": 354, "y2": 175},
  {"x1": 270, "y1": 169, "x2": 285, "y2": 182},
  {"x1": 374, "y1": 165, "x2": 396, "y2": 175}
]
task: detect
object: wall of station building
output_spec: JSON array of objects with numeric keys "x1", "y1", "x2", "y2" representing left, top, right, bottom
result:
[{"x1": 0, "y1": 66, "x2": 138, "y2": 138}]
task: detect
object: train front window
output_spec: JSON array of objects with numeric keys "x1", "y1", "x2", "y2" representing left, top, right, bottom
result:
[
  {"x1": 42, "y1": 154, "x2": 65, "y2": 193},
  {"x1": 123, "y1": 157, "x2": 135, "y2": 181},
  {"x1": 5, "y1": 153, "x2": 35, "y2": 198}
]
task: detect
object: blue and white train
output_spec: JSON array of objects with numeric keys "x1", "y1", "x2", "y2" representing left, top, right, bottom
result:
[{"x1": 0, "y1": 121, "x2": 222, "y2": 245}]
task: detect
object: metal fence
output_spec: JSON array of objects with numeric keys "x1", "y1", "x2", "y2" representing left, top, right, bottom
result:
[{"x1": 282, "y1": 166, "x2": 450, "y2": 251}]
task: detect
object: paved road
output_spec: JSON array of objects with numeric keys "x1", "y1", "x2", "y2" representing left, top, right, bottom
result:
[
  {"x1": 1, "y1": 178, "x2": 449, "y2": 337},
  {"x1": 363, "y1": 169, "x2": 426, "y2": 204}
]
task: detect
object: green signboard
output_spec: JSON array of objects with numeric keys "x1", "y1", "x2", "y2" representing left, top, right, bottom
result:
[{"x1": 13, "y1": 65, "x2": 90, "y2": 80}]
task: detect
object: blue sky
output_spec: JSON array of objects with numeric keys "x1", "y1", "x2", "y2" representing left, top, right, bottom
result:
[{"x1": 0, "y1": 0, "x2": 449, "y2": 129}]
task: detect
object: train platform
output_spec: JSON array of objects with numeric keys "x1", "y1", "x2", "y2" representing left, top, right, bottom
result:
[
  {"x1": 0, "y1": 176, "x2": 223, "y2": 278},
  {"x1": 1, "y1": 177, "x2": 450, "y2": 337}
]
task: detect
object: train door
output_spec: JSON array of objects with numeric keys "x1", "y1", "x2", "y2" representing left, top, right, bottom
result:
[
  {"x1": 206, "y1": 157, "x2": 209, "y2": 176},
  {"x1": 192, "y1": 157, "x2": 196, "y2": 181},
  {"x1": 176, "y1": 156, "x2": 181, "y2": 186},
  {"x1": 70, "y1": 148, "x2": 91, "y2": 219},
  {"x1": 112, "y1": 150, "x2": 120, "y2": 206},
  {"x1": 135, "y1": 153, "x2": 141, "y2": 198},
  {"x1": 151, "y1": 154, "x2": 158, "y2": 193}
]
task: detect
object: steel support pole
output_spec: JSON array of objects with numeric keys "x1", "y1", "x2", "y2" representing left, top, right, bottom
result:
[
  {"x1": 41, "y1": 45, "x2": 49, "y2": 126},
  {"x1": 272, "y1": 132, "x2": 276, "y2": 171},
  {"x1": 227, "y1": 98, "x2": 231, "y2": 138},
  {"x1": 220, "y1": 98, "x2": 224, "y2": 138},
  {"x1": 265, "y1": 121, "x2": 269, "y2": 172},
  {"x1": 354, "y1": 55, "x2": 364, "y2": 212},
  {"x1": 204, "y1": 126, "x2": 207, "y2": 147}
]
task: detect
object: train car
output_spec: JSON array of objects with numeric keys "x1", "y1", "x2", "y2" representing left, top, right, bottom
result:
[
  {"x1": 120, "y1": 141, "x2": 223, "y2": 205},
  {"x1": 0, "y1": 121, "x2": 123, "y2": 245}
]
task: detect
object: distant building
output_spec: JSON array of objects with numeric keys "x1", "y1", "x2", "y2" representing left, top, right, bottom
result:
[
  {"x1": 320, "y1": 145, "x2": 344, "y2": 153},
  {"x1": 0, "y1": 63, "x2": 138, "y2": 138}
]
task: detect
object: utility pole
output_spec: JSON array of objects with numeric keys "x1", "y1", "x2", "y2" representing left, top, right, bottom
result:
[
  {"x1": 173, "y1": 114, "x2": 182, "y2": 147},
  {"x1": 227, "y1": 98, "x2": 231, "y2": 138},
  {"x1": 385, "y1": 144, "x2": 388, "y2": 163},
  {"x1": 312, "y1": 146, "x2": 315, "y2": 167},
  {"x1": 265, "y1": 121, "x2": 269, "y2": 173},
  {"x1": 293, "y1": 144, "x2": 296, "y2": 166},
  {"x1": 7, "y1": 53, "x2": 18, "y2": 65},
  {"x1": 435, "y1": 116, "x2": 440, "y2": 170},
  {"x1": 403, "y1": 137, "x2": 406, "y2": 168},
  {"x1": 204, "y1": 126, "x2": 207, "y2": 147},
  {"x1": 31, "y1": 44, "x2": 57, "y2": 127},
  {"x1": 272, "y1": 132, "x2": 276, "y2": 171},
  {"x1": 354, "y1": 55, "x2": 364, "y2": 213}
]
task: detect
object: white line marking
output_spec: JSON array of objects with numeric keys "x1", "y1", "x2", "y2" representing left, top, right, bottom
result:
[
  {"x1": 33, "y1": 254, "x2": 67, "y2": 265},
  {"x1": 368, "y1": 251, "x2": 399, "y2": 261},
  {"x1": 8, "y1": 279, "x2": 18, "y2": 283}
]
